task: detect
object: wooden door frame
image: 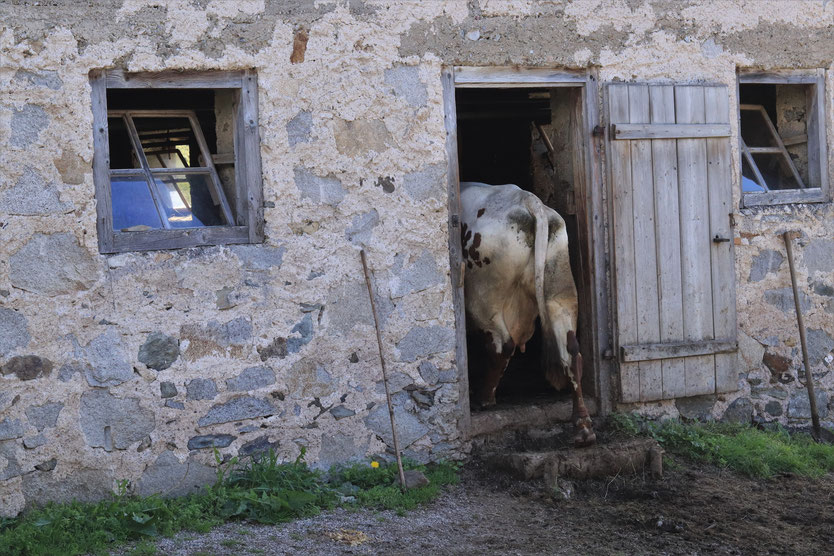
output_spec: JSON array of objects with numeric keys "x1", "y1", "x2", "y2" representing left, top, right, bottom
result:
[{"x1": 442, "y1": 66, "x2": 614, "y2": 439}]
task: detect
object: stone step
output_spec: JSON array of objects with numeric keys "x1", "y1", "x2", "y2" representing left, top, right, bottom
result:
[{"x1": 486, "y1": 437, "x2": 663, "y2": 482}]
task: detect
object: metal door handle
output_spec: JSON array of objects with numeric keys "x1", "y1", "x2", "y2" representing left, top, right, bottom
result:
[{"x1": 713, "y1": 234, "x2": 730, "y2": 243}]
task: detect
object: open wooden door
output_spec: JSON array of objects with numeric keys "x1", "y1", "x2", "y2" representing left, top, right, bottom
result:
[{"x1": 607, "y1": 83, "x2": 738, "y2": 403}]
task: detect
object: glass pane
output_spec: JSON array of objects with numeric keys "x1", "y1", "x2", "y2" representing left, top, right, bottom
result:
[
  {"x1": 110, "y1": 176, "x2": 163, "y2": 231},
  {"x1": 741, "y1": 157, "x2": 765, "y2": 192},
  {"x1": 108, "y1": 117, "x2": 140, "y2": 170},
  {"x1": 152, "y1": 173, "x2": 224, "y2": 228},
  {"x1": 740, "y1": 108, "x2": 778, "y2": 148},
  {"x1": 133, "y1": 117, "x2": 198, "y2": 168},
  {"x1": 752, "y1": 153, "x2": 802, "y2": 191}
]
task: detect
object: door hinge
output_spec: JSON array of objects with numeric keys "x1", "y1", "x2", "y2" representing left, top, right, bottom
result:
[{"x1": 451, "y1": 214, "x2": 460, "y2": 228}]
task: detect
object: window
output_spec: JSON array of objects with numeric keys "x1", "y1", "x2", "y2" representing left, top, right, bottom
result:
[
  {"x1": 738, "y1": 70, "x2": 828, "y2": 207},
  {"x1": 90, "y1": 70, "x2": 263, "y2": 253}
]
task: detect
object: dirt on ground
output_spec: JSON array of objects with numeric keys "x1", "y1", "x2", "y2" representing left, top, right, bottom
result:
[{"x1": 121, "y1": 453, "x2": 834, "y2": 556}]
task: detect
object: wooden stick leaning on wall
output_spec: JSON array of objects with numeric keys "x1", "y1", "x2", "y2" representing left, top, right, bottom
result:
[
  {"x1": 782, "y1": 231, "x2": 821, "y2": 441},
  {"x1": 360, "y1": 249, "x2": 407, "y2": 490}
]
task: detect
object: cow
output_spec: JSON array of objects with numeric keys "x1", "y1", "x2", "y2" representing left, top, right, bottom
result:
[{"x1": 460, "y1": 181, "x2": 596, "y2": 447}]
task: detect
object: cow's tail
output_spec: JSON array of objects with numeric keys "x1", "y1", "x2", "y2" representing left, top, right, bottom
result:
[
  {"x1": 524, "y1": 195, "x2": 550, "y2": 336},
  {"x1": 525, "y1": 194, "x2": 568, "y2": 387}
]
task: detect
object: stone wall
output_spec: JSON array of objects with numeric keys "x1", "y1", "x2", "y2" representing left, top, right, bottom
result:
[{"x1": 2, "y1": 0, "x2": 834, "y2": 516}]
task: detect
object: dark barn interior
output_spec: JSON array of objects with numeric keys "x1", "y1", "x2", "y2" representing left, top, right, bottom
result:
[{"x1": 456, "y1": 87, "x2": 591, "y2": 409}]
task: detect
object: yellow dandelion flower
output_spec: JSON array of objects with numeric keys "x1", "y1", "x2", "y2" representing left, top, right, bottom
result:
[{"x1": 370, "y1": 461, "x2": 380, "y2": 468}]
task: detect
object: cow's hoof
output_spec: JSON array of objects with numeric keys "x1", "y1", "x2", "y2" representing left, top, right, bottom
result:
[{"x1": 573, "y1": 416, "x2": 596, "y2": 448}]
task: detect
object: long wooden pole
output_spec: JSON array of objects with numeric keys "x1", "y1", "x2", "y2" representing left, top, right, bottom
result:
[
  {"x1": 360, "y1": 249, "x2": 407, "y2": 490},
  {"x1": 782, "y1": 231, "x2": 821, "y2": 440}
]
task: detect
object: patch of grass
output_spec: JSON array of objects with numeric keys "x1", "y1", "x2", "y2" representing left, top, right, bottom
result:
[
  {"x1": 0, "y1": 450, "x2": 460, "y2": 556},
  {"x1": 610, "y1": 412, "x2": 834, "y2": 478}
]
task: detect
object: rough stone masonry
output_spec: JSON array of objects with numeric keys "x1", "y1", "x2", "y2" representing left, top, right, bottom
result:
[{"x1": 2, "y1": 1, "x2": 834, "y2": 516}]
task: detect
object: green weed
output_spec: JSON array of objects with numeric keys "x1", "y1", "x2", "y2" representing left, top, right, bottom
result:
[
  {"x1": 0, "y1": 450, "x2": 460, "y2": 556},
  {"x1": 611, "y1": 412, "x2": 834, "y2": 478}
]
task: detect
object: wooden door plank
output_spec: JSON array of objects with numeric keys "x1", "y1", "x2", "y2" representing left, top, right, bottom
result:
[
  {"x1": 621, "y1": 339, "x2": 737, "y2": 362},
  {"x1": 675, "y1": 86, "x2": 716, "y2": 396},
  {"x1": 609, "y1": 84, "x2": 640, "y2": 403},
  {"x1": 628, "y1": 85, "x2": 662, "y2": 401},
  {"x1": 705, "y1": 86, "x2": 738, "y2": 393},
  {"x1": 649, "y1": 85, "x2": 687, "y2": 399},
  {"x1": 612, "y1": 123, "x2": 731, "y2": 139}
]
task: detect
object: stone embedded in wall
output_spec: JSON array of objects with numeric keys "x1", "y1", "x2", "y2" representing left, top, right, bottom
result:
[
  {"x1": 186, "y1": 378, "x2": 218, "y2": 401},
  {"x1": 258, "y1": 337, "x2": 288, "y2": 361},
  {"x1": 22, "y1": 467, "x2": 114, "y2": 509},
  {"x1": 215, "y1": 286, "x2": 240, "y2": 310},
  {"x1": 1, "y1": 355, "x2": 52, "y2": 381},
  {"x1": 231, "y1": 244, "x2": 286, "y2": 271},
  {"x1": 73, "y1": 329, "x2": 133, "y2": 387},
  {"x1": 187, "y1": 434, "x2": 236, "y2": 450},
  {"x1": 391, "y1": 250, "x2": 444, "y2": 298},
  {"x1": 327, "y1": 280, "x2": 393, "y2": 336},
  {"x1": 763, "y1": 351, "x2": 793, "y2": 383},
  {"x1": 136, "y1": 451, "x2": 216, "y2": 498},
  {"x1": 721, "y1": 397, "x2": 753, "y2": 424},
  {"x1": 765, "y1": 400, "x2": 783, "y2": 416},
  {"x1": 238, "y1": 435, "x2": 278, "y2": 458},
  {"x1": 802, "y1": 239, "x2": 834, "y2": 276},
  {"x1": 0, "y1": 308, "x2": 30, "y2": 357},
  {"x1": 748, "y1": 249, "x2": 784, "y2": 282},
  {"x1": 9, "y1": 233, "x2": 98, "y2": 296},
  {"x1": 365, "y1": 404, "x2": 428, "y2": 449},
  {"x1": 287, "y1": 110, "x2": 313, "y2": 146},
  {"x1": 10, "y1": 104, "x2": 48, "y2": 148},
  {"x1": 764, "y1": 287, "x2": 811, "y2": 314},
  {"x1": 287, "y1": 314, "x2": 314, "y2": 354},
  {"x1": 23, "y1": 434, "x2": 47, "y2": 449},
  {"x1": 0, "y1": 419, "x2": 24, "y2": 441},
  {"x1": 57, "y1": 362, "x2": 83, "y2": 382},
  {"x1": 13, "y1": 69, "x2": 62, "y2": 90},
  {"x1": 736, "y1": 330, "x2": 764, "y2": 373},
  {"x1": 317, "y1": 432, "x2": 368, "y2": 469},
  {"x1": 165, "y1": 400, "x2": 185, "y2": 410},
  {"x1": 402, "y1": 163, "x2": 446, "y2": 202},
  {"x1": 675, "y1": 395, "x2": 716, "y2": 421},
  {"x1": 197, "y1": 395, "x2": 277, "y2": 427},
  {"x1": 226, "y1": 366, "x2": 276, "y2": 391},
  {"x1": 0, "y1": 166, "x2": 73, "y2": 216},
  {"x1": 180, "y1": 317, "x2": 252, "y2": 361},
  {"x1": 345, "y1": 209, "x2": 379, "y2": 247},
  {"x1": 79, "y1": 390, "x2": 155, "y2": 450},
  {"x1": 293, "y1": 167, "x2": 345, "y2": 207},
  {"x1": 159, "y1": 382, "x2": 177, "y2": 398},
  {"x1": 396, "y1": 326, "x2": 456, "y2": 362},
  {"x1": 384, "y1": 65, "x2": 428, "y2": 107},
  {"x1": 25, "y1": 402, "x2": 63, "y2": 431},
  {"x1": 138, "y1": 332, "x2": 180, "y2": 371},
  {"x1": 285, "y1": 359, "x2": 334, "y2": 399},
  {"x1": 806, "y1": 328, "x2": 834, "y2": 368},
  {"x1": 811, "y1": 280, "x2": 834, "y2": 297},
  {"x1": 375, "y1": 176, "x2": 395, "y2": 193},
  {"x1": 329, "y1": 405, "x2": 355, "y2": 420},
  {"x1": 0, "y1": 440, "x2": 21, "y2": 481},
  {"x1": 34, "y1": 458, "x2": 56, "y2": 472},
  {"x1": 418, "y1": 360, "x2": 439, "y2": 385},
  {"x1": 53, "y1": 149, "x2": 87, "y2": 185},
  {"x1": 787, "y1": 390, "x2": 829, "y2": 419},
  {"x1": 333, "y1": 119, "x2": 393, "y2": 158}
]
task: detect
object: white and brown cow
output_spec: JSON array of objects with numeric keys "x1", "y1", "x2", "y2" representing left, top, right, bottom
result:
[{"x1": 461, "y1": 181, "x2": 595, "y2": 447}]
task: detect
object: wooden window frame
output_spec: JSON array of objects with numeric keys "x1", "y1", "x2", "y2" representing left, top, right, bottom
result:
[
  {"x1": 738, "y1": 70, "x2": 829, "y2": 208},
  {"x1": 90, "y1": 69, "x2": 264, "y2": 253}
]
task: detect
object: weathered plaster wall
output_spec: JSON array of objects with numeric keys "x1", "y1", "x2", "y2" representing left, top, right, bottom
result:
[{"x1": 2, "y1": 0, "x2": 834, "y2": 515}]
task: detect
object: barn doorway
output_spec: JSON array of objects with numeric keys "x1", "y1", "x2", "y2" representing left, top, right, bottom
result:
[{"x1": 442, "y1": 68, "x2": 611, "y2": 437}]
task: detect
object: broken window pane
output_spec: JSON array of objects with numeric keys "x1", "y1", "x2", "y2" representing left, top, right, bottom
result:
[
  {"x1": 740, "y1": 109, "x2": 779, "y2": 148},
  {"x1": 108, "y1": 117, "x2": 139, "y2": 170},
  {"x1": 111, "y1": 175, "x2": 163, "y2": 231},
  {"x1": 151, "y1": 173, "x2": 224, "y2": 228},
  {"x1": 751, "y1": 152, "x2": 802, "y2": 190},
  {"x1": 741, "y1": 157, "x2": 765, "y2": 192},
  {"x1": 133, "y1": 117, "x2": 197, "y2": 168}
]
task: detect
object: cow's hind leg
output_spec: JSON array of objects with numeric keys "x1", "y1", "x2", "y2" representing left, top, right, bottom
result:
[{"x1": 566, "y1": 330, "x2": 595, "y2": 447}]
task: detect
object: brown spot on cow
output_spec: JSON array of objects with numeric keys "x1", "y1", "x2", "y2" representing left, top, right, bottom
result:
[
  {"x1": 477, "y1": 208, "x2": 485, "y2": 218},
  {"x1": 472, "y1": 233, "x2": 481, "y2": 248},
  {"x1": 483, "y1": 257, "x2": 490, "y2": 265}
]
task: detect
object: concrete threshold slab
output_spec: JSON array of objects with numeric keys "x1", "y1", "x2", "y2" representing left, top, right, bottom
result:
[{"x1": 469, "y1": 397, "x2": 597, "y2": 438}]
